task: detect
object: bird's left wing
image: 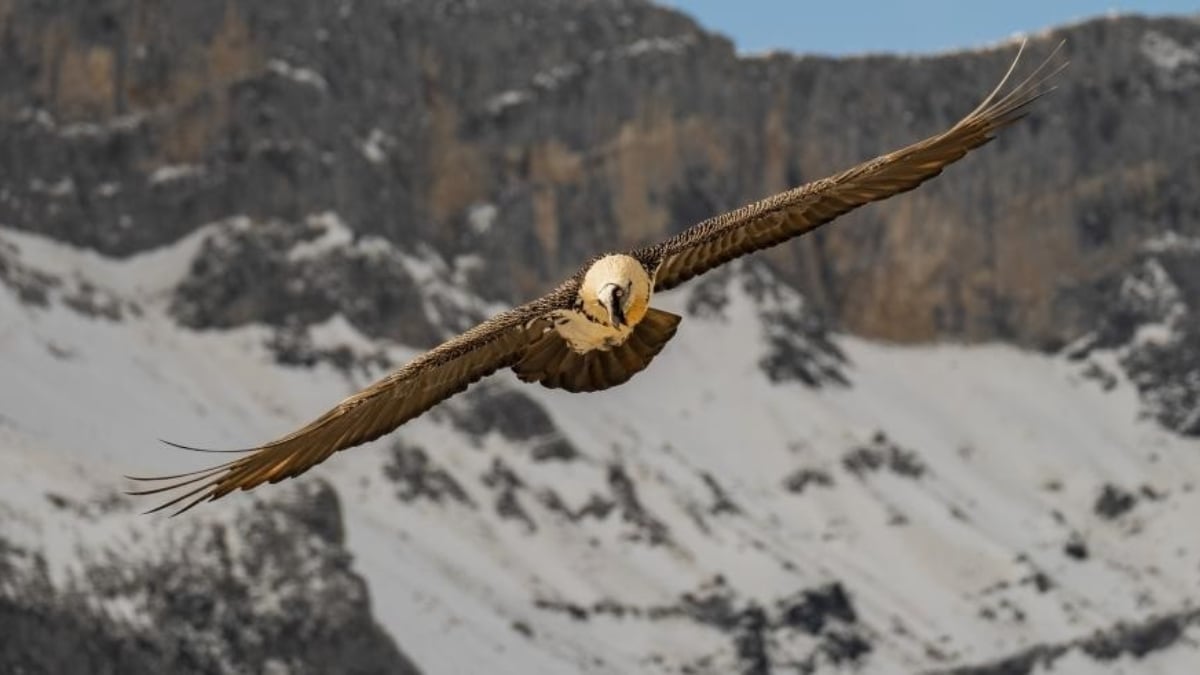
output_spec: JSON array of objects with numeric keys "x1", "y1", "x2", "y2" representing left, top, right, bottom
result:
[
  {"x1": 640, "y1": 41, "x2": 1065, "y2": 292},
  {"x1": 128, "y1": 300, "x2": 560, "y2": 515}
]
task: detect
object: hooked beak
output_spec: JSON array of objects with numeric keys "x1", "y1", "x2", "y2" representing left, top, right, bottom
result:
[
  {"x1": 611, "y1": 300, "x2": 626, "y2": 328},
  {"x1": 601, "y1": 283, "x2": 627, "y2": 328}
]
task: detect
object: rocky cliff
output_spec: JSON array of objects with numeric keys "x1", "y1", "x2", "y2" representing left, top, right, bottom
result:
[
  {"x1": 4, "y1": 0, "x2": 1198, "y2": 347},
  {"x1": 4, "y1": 2, "x2": 1200, "y2": 673},
  {"x1": 0, "y1": 480, "x2": 419, "y2": 675}
]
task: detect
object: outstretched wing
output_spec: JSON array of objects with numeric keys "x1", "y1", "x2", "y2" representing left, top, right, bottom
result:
[
  {"x1": 128, "y1": 300, "x2": 561, "y2": 515},
  {"x1": 641, "y1": 41, "x2": 1065, "y2": 292}
]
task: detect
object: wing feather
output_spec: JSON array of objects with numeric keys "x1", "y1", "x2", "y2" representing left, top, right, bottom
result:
[
  {"x1": 129, "y1": 301, "x2": 559, "y2": 515},
  {"x1": 642, "y1": 41, "x2": 1066, "y2": 291}
]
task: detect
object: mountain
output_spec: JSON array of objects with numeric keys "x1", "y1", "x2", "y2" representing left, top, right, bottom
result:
[{"x1": 2, "y1": 1, "x2": 1200, "y2": 673}]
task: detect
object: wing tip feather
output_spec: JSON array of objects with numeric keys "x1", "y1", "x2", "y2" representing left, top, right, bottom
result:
[{"x1": 159, "y1": 438, "x2": 257, "y2": 454}]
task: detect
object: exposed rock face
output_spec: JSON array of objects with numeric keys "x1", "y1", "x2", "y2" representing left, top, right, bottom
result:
[
  {"x1": 1062, "y1": 238, "x2": 1200, "y2": 435},
  {"x1": 383, "y1": 440, "x2": 476, "y2": 507},
  {"x1": 169, "y1": 215, "x2": 443, "y2": 346},
  {"x1": 842, "y1": 431, "x2": 927, "y2": 480},
  {"x1": 534, "y1": 577, "x2": 872, "y2": 674},
  {"x1": 0, "y1": 235, "x2": 133, "y2": 317},
  {"x1": 932, "y1": 606, "x2": 1200, "y2": 675},
  {"x1": 0, "y1": 482, "x2": 420, "y2": 675},
  {"x1": 4, "y1": 3, "x2": 1200, "y2": 673},
  {"x1": 5, "y1": 0, "x2": 1200, "y2": 434},
  {"x1": 444, "y1": 380, "x2": 582, "y2": 461},
  {"x1": 688, "y1": 261, "x2": 849, "y2": 387},
  {"x1": 3, "y1": 0, "x2": 1198, "y2": 349}
]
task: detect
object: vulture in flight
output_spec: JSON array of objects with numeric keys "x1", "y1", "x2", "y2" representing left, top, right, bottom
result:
[{"x1": 130, "y1": 42, "x2": 1064, "y2": 514}]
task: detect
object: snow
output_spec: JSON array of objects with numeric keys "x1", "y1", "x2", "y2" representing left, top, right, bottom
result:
[
  {"x1": 360, "y1": 128, "x2": 391, "y2": 164},
  {"x1": 94, "y1": 182, "x2": 121, "y2": 198},
  {"x1": 56, "y1": 113, "x2": 145, "y2": 139},
  {"x1": 266, "y1": 58, "x2": 330, "y2": 91},
  {"x1": 590, "y1": 34, "x2": 695, "y2": 64},
  {"x1": 485, "y1": 89, "x2": 531, "y2": 116},
  {"x1": 1120, "y1": 258, "x2": 1186, "y2": 323},
  {"x1": 396, "y1": 244, "x2": 502, "y2": 330},
  {"x1": 15, "y1": 106, "x2": 56, "y2": 130},
  {"x1": 0, "y1": 220, "x2": 227, "y2": 304},
  {"x1": 1144, "y1": 230, "x2": 1200, "y2": 254},
  {"x1": 148, "y1": 163, "x2": 206, "y2": 185},
  {"x1": 287, "y1": 212, "x2": 355, "y2": 261},
  {"x1": 1142, "y1": 31, "x2": 1200, "y2": 72},
  {"x1": 29, "y1": 177, "x2": 76, "y2": 197},
  {"x1": 306, "y1": 313, "x2": 390, "y2": 357},
  {"x1": 616, "y1": 35, "x2": 695, "y2": 58},
  {"x1": 483, "y1": 34, "x2": 694, "y2": 117},
  {"x1": 531, "y1": 63, "x2": 582, "y2": 91},
  {"x1": 467, "y1": 202, "x2": 498, "y2": 235},
  {"x1": 2, "y1": 228, "x2": 1200, "y2": 673},
  {"x1": 1132, "y1": 322, "x2": 1178, "y2": 348}
]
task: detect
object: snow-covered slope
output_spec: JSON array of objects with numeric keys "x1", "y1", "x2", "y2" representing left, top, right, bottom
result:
[{"x1": 3, "y1": 223, "x2": 1200, "y2": 674}]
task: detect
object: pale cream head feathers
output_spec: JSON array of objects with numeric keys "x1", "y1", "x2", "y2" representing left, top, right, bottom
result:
[{"x1": 580, "y1": 254, "x2": 652, "y2": 328}]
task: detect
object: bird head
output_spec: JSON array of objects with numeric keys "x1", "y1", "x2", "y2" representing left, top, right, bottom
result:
[{"x1": 581, "y1": 254, "x2": 652, "y2": 329}]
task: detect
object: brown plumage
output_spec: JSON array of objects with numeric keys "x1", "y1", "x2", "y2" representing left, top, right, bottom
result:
[
  {"x1": 129, "y1": 41, "x2": 1064, "y2": 515},
  {"x1": 512, "y1": 307, "x2": 682, "y2": 392}
]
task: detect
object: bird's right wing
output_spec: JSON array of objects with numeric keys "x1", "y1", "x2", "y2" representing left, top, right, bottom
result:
[
  {"x1": 128, "y1": 299, "x2": 561, "y2": 515},
  {"x1": 642, "y1": 41, "x2": 1066, "y2": 292}
]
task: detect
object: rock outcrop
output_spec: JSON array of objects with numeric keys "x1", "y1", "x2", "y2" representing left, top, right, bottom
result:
[
  {"x1": 0, "y1": 482, "x2": 421, "y2": 675},
  {"x1": 3, "y1": 1, "x2": 1198, "y2": 348}
]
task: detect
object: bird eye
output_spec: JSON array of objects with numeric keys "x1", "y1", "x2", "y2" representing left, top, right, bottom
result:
[{"x1": 613, "y1": 287, "x2": 623, "y2": 299}]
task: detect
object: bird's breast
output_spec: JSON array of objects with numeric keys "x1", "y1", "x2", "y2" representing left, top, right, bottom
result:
[{"x1": 550, "y1": 309, "x2": 633, "y2": 353}]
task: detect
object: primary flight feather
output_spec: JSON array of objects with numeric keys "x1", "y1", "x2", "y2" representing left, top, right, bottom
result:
[{"x1": 130, "y1": 42, "x2": 1065, "y2": 515}]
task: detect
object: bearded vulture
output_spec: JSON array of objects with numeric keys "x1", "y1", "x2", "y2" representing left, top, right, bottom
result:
[{"x1": 130, "y1": 42, "x2": 1064, "y2": 514}]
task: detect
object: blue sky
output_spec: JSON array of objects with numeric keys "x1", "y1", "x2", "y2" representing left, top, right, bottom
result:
[{"x1": 665, "y1": 1, "x2": 1200, "y2": 55}]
